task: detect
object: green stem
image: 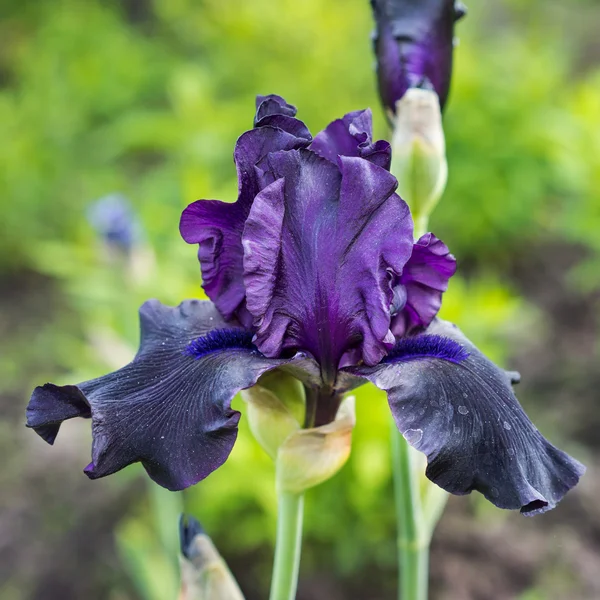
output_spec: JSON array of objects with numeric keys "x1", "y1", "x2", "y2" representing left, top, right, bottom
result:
[
  {"x1": 392, "y1": 421, "x2": 429, "y2": 600},
  {"x1": 269, "y1": 491, "x2": 305, "y2": 600}
]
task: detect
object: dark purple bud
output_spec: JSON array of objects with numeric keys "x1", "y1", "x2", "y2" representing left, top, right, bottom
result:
[
  {"x1": 179, "y1": 514, "x2": 205, "y2": 560},
  {"x1": 370, "y1": 0, "x2": 465, "y2": 115}
]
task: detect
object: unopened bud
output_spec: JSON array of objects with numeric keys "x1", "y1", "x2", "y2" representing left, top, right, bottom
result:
[
  {"x1": 179, "y1": 515, "x2": 245, "y2": 600},
  {"x1": 276, "y1": 396, "x2": 356, "y2": 494},
  {"x1": 241, "y1": 371, "x2": 305, "y2": 459},
  {"x1": 391, "y1": 88, "x2": 448, "y2": 233}
]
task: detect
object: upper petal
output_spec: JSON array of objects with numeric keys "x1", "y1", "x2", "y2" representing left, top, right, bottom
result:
[
  {"x1": 371, "y1": 0, "x2": 462, "y2": 113},
  {"x1": 309, "y1": 109, "x2": 391, "y2": 170},
  {"x1": 391, "y1": 232, "x2": 456, "y2": 336},
  {"x1": 348, "y1": 320, "x2": 585, "y2": 514},
  {"x1": 26, "y1": 299, "x2": 291, "y2": 490},
  {"x1": 241, "y1": 148, "x2": 414, "y2": 381},
  {"x1": 180, "y1": 95, "x2": 311, "y2": 323}
]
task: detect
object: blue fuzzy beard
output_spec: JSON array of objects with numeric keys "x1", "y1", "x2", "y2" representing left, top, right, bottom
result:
[
  {"x1": 185, "y1": 328, "x2": 257, "y2": 359},
  {"x1": 382, "y1": 334, "x2": 470, "y2": 364}
]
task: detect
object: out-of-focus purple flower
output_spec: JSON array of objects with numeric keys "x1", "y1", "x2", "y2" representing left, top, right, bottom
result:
[
  {"x1": 27, "y1": 96, "x2": 584, "y2": 515},
  {"x1": 370, "y1": 0, "x2": 466, "y2": 115},
  {"x1": 87, "y1": 193, "x2": 142, "y2": 254}
]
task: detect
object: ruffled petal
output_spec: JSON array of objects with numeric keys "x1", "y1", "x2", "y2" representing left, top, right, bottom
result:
[
  {"x1": 26, "y1": 299, "x2": 292, "y2": 490},
  {"x1": 310, "y1": 109, "x2": 391, "y2": 170},
  {"x1": 255, "y1": 94, "x2": 298, "y2": 123},
  {"x1": 371, "y1": 0, "x2": 462, "y2": 113},
  {"x1": 180, "y1": 200, "x2": 249, "y2": 323},
  {"x1": 391, "y1": 232, "x2": 456, "y2": 336},
  {"x1": 180, "y1": 96, "x2": 311, "y2": 323},
  {"x1": 241, "y1": 148, "x2": 414, "y2": 381},
  {"x1": 348, "y1": 320, "x2": 585, "y2": 514},
  {"x1": 254, "y1": 95, "x2": 312, "y2": 140}
]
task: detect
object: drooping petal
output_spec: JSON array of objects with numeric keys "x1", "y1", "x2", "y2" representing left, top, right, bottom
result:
[
  {"x1": 26, "y1": 299, "x2": 292, "y2": 491},
  {"x1": 348, "y1": 320, "x2": 585, "y2": 514},
  {"x1": 370, "y1": 0, "x2": 464, "y2": 114},
  {"x1": 180, "y1": 96, "x2": 311, "y2": 323},
  {"x1": 391, "y1": 232, "x2": 456, "y2": 336},
  {"x1": 242, "y1": 148, "x2": 414, "y2": 381},
  {"x1": 310, "y1": 109, "x2": 391, "y2": 170}
]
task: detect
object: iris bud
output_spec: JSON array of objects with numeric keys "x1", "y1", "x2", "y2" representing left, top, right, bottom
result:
[
  {"x1": 276, "y1": 396, "x2": 356, "y2": 494},
  {"x1": 241, "y1": 371, "x2": 305, "y2": 459},
  {"x1": 390, "y1": 87, "x2": 447, "y2": 233},
  {"x1": 179, "y1": 515, "x2": 245, "y2": 600}
]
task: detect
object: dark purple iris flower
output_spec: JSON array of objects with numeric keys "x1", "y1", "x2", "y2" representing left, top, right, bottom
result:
[
  {"x1": 370, "y1": 0, "x2": 466, "y2": 114},
  {"x1": 26, "y1": 95, "x2": 584, "y2": 515}
]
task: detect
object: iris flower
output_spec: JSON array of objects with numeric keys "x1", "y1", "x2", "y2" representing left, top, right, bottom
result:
[
  {"x1": 27, "y1": 95, "x2": 583, "y2": 514},
  {"x1": 371, "y1": 0, "x2": 466, "y2": 114}
]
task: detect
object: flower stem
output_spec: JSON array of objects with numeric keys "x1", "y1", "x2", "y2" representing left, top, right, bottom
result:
[
  {"x1": 392, "y1": 421, "x2": 429, "y2": 600},
  {"x1": 269, "y1": 491, "x2": 305, "y2": 600}
]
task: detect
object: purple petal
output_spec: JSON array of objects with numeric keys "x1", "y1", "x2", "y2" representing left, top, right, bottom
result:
[
  {"x1": 348, "y1": 320, "x2": 585, "y2": 514},
  {"x1": 310, "y1": 109, "x2": 391, "y2": 170},
  {"x1": 255, "y1": 94, "x2": 298, "y2": 122},
  {"x1": 181, "y1": 99, "x2": 311, "y2": 323},
  {"x1": 241, "y1": 149, "x2": 414, "y2": 380},
  {"x1": 391, "y1": 232, "x2": 456, "y2": 337},
  {"x1": 371, "y1": 0, "x2": 462, "y2": 113},
  {"x1": 26, "y1": 299, "x2": 290, "y2": 491},
  {"x1": 254, "y1": 95, "x2": 312, "y2": 140},
  {"x1": 180, "y1": 200, "x2": 249, "y2": 324}
]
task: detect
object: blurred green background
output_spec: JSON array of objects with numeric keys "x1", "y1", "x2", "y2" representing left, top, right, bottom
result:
[{"x1": 1, "y1": 0, "x2": 599, "y2": 598}]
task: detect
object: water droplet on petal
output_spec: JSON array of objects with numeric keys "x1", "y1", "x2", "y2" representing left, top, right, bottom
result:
[
  {"x1": 458, "y1": 405, "x2": 469, "y2": 415},
  {"x1": 404, "y1": 428, "x2": 423, "y2": 447},
  {"x1": 507, "y1": 447, "x2": 515, "y2": 456},
  {"x1": 503, "y1": 421, "x2": 512, "y2": 430}
]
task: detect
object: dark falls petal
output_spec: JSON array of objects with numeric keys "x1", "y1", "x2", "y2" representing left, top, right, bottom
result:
[
  {"x1": 242, "y1": 148, "x2": 414, "y2": 377},
  {"x1": 180, "y1": 96, "x2": 311, "y2": 323},
  {"x1": 310, "y1": 109, "x2": 391, "y2": 170},
  {"x1": 26, "y1": 299, "x2": 292, "y2": 491},
  {"x1": 370, "y1": 0, "x2": 462, "y2": 113},
  {"x1": 348, "y1": 320, "x2": 585, "y2": 514},
  {"x1": 26, "y1": 384, "x2": 91, "y2": 444},
  {"x1": 391, "y1": 233, "x2": 456, "y2": 337}
]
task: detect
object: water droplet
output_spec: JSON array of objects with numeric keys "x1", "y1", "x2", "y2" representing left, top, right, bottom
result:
[
  {"x1": 462, "y1": 392, "x2": 468, "y2": 399},
  {"x1": 404, "y1": 428, "x2": 423, "y2": 446},
  {"x1": 160, "y1": 436, "x2": 165, "y2": 439},
  {"x1": 507, "y1": 447, "x2": 515, "y2": 456},
  {"x1": 503, "y1": 421, "x2": 512, "y2": 430},
  {"x1": 453, "y1": 426, "x2": 460, "y2": 435},
  {"x1": 458, "y1": 405, "x2": 469, "y2": 415}
]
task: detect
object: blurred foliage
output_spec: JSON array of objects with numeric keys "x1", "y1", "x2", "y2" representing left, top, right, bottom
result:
[{"x1": 1, "y1": 0, "x2": 599, "y2": 599}]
